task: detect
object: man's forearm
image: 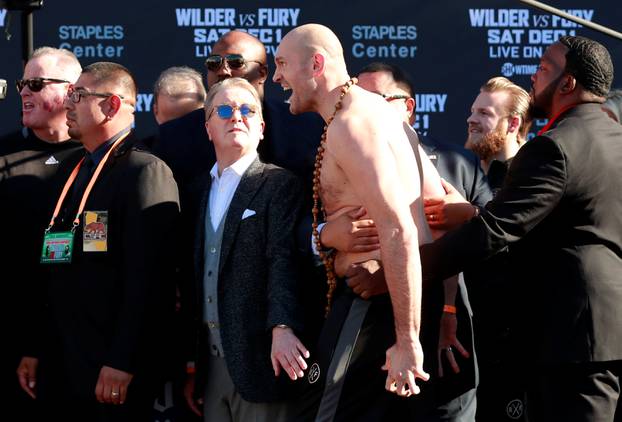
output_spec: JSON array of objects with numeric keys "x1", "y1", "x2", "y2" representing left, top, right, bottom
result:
[{"x1": 380, "y1": 232, "x2": 421, "y2": 342}]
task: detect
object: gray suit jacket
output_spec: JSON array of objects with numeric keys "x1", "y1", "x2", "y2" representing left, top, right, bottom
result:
[{"x1": 191, "y1": 157, "x2": 305, "y2": 402}]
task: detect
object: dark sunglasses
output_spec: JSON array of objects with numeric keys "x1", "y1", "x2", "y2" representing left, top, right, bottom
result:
[
  {"x1": 208, "y1": 103, "x2": 257, "y2": 120},
  {"x1": 381, "y1": 94, "x2": 410, "y2": 102},
  {"x1": 205, "y1": 54, "x2": 263, "y2": 72},
  {"x1": 67, "y1": 87, "x2": 125, "y2": 104},
  {"x1": 16, "y1": 77, "x2": 70, "y2": 93}
]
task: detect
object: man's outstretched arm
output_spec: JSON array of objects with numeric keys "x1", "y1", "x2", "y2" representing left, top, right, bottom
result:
[{"x1": 328, "y1": 118, "x2": 428, "y2": 396}]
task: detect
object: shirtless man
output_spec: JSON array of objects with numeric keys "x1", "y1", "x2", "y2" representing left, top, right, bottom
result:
[{"x1": 274, "y1": 24, "x2": 435, "y2": 419}]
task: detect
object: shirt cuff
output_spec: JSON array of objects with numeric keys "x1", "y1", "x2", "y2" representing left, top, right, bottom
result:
[{"x1": 311, "y1": 222, "x2": 327, "y2": 256}]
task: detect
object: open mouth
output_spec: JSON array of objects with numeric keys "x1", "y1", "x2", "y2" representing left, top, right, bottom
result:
[
  {"x1": 22, "y1": 102, "x2": 35, "y2": 112},
  {"x1": 280, "y1": 84, "x2": 293, "y2": 102}
]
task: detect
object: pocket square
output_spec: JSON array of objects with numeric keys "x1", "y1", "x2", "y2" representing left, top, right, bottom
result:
[{"x1": 242, "y1": 209, "x2": 256, "y2": 220}]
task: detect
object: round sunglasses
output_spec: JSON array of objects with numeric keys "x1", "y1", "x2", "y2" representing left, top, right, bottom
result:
[
  {"x1": 16, "y1": 77, "x2": 70, "y2": 93},
  {"x1": 208, "y1": 104, "x2": 257, "y2": 120},
  {"x1": 205, "y1": 54, "x2": 264, "y2": 72}
]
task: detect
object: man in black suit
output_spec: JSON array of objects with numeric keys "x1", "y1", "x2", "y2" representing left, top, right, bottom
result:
[
  {"x1": 421, "y1": 36, "x2": 622, "y2": 422},
  {"x1": 183, "y1": 77, "x2": 309, "y2": 421},
  {"x1": 17, "y1": 62, "x2": 180, "y2": 421}
]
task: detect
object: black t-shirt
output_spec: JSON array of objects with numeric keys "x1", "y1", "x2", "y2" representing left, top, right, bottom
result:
[{"x1": 0, "y1": 128, "x2": 82, "y2": 357}]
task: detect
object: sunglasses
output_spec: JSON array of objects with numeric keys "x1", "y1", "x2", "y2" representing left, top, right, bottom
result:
[
  {"x1": 16, "y1": 77, "x2": 70, "y2": 93},
  {"x1": 67, "y1": 87, "x2": 125, "y2": 104},
  {"x1": 208, "y1": 104, "x2": 257, "y2": 120},
  {"x1": 205, "y1": 54, "x2": 263, "y2": 72},
  {"x1": 381, "y1": 94, "x2": 410, "y2": 102}
]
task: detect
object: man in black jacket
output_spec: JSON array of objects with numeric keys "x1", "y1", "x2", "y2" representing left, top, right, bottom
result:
[
  {"x1": 17, "y1": 62, "x2": 179, "y2": 422},
  {"x1": 183, "y1": 78, "x2": 308, "y2": 422},
  {"x1": 421, "y1": 35, "x2": 622, "y2": 422},
  {"x1": 0, "y1": 46, "x2": 83, "y2": 421}
]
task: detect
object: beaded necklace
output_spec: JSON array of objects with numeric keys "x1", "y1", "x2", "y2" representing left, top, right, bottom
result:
[{"x1": 311, "y1": 77, "x2": 357, "y2": 316}]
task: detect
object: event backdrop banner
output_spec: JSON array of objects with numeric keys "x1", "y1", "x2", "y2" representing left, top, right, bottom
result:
[
  {"x1": 1, "y1": 0, "x2": 621, "y2": 144},
  {"x1": 0, "y1": 0, "x2": 621, "y2": 420}
]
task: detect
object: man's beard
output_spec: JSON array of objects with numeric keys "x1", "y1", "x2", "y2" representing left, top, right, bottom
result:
[
  {"x1": 529, "y1": 73, "x2": 563, "y2": 119},
  {"x1": 469, "y1": 128, "x2": 506, "y2": 162}
]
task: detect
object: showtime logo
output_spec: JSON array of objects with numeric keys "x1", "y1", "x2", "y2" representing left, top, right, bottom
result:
[{"x1": 501, "y1": 62, "x2": 538, "y2": 77}]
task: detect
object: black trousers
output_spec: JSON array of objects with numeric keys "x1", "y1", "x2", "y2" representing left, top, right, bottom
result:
[
  {"x1": 526, "y1": 361, "x2": 622, "y2": 422},
  {"x1": 292, "y1": 286, "x2": 476, "y2": 422}
]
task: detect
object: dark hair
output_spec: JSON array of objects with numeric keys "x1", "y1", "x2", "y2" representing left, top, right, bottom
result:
[
  {"x1": 82, "y1": 62, "x2": 137, "y2": 102},
  {"x1": 358, "y1": 62, "x2": 415, "y2": 97},
  {"x1": 558, "y1": 36, "x2": 613, "y2": 98}
]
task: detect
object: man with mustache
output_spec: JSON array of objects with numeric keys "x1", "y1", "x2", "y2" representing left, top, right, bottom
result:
[
  {"x1": 464, "y1": 77, "x2": 531, "y2": 194},
  {"x1": 17, "y1": 62, "x2": 179, "y2": 421},
  {"x1": 421, "y1": 35, "x2": 622, "y2": 422}
]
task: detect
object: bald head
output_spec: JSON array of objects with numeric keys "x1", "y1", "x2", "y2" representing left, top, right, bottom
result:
[
  {"x1": 208, "y1": 30, "x2": 268, "y2": 98},
  {"x1": 282, "y1": 24, "x2": 344, "y2": 61},
  {"x1": 214, "y1": 31, "x2": 267, "y2": 63},
  {"x1": 273, "y1": 24, "x2": 351, "y2": 115}
]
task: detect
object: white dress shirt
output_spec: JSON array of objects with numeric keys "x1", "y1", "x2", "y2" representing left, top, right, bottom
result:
[{"x1": 208, "y1": 152, "x2": 257, "y2": 231}]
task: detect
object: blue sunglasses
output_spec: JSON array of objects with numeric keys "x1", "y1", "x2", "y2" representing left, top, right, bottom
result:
[{"x1": 208, "y1": 103, "x2": 257, "y2": 120}]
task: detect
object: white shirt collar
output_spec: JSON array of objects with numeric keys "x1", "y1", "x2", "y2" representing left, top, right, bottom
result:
[{"x1": 209, "y1": 151, "x2": 258, "y2": 181}]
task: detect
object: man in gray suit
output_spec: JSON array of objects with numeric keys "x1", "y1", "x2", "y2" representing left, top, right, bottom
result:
[{"x1": 183, "y1": 77, "x2": 309, "y2": 421}]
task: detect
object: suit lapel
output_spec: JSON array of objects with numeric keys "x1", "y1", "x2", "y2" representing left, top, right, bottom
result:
[
  {"x1": 219, "y1": 158, "x2": 265, "y2": 273},
  {"x1": 194, "y1": 172, "x2": 213, "y2": 290}
]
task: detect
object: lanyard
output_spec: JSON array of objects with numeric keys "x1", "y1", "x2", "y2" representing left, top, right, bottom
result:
[
  {"x1": 537, "y1": 104, "x2": 578, "y2": 136},
  {"x1": 45, "y1": 132, "x2": 130, "y2": 233}
]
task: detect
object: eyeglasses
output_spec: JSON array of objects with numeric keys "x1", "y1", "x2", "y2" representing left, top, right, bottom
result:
[
  {"x1": 207, "y1": 103, "x2": 257, "y2": 120},
  {"x1": 381, "y1": 94, "x2": 410, "y2": 102},
  {"x1": 16, "y1": 77, "x2": 70, "y2": 93},
  {"x1": 67, "y1": 87, "x2": 125, "y2": 104},
  {"x1": 205, "y1": 54, "x2": 264, "y2": 72}
]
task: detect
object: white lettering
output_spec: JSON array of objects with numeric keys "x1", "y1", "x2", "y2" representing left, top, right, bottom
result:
[
  {"x1": 487, "y1": 29, "x2": 524, "y2": 44},
  {"x1": 350, "y1": 25, "x2": 417, "y2": 40},
  {"x1": 135, "y1": 93, "x2": 153, "y2": 113},
  {"x1": 257, "y1": 8, "x2": 300, "y2": 26},
  {"x1": 58, "y1": 25, "x2": 124, "y2": 40},
  {"x1": 175, "y1": 8, "x2": 235, "y2": 27},
  {"x1": 58, "y1": 42, "x2": 125, "y2": 58},
  {"x1": 0, "y1": 9, "x2": 7, "y2": 27},
  {"x1": 528, "y1": 29, "x2": 576, "y2": 44},
  {"x1": 352, "y1": 42, "x2": 417, "y2": 59},
  {"x1": 469, "y1": 9, "x2": 529, "y2": 28},
  {"x1": 415, "y1": 94, "x2": 447, "y2": 113},
  {"x1": 550, "y1": 9, "x2": 594, "y2": 28}
]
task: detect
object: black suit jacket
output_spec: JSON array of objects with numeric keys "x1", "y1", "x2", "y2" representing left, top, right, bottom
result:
[
  {"x1": 421, "y1": 103, "x2": 622, "y2": 364},
  {"x1": 36, "y1": 134, "x2": 180, "y2": 400},
  {"x1": 191, "y1": 158, "x2": 305, "y2": 403}
]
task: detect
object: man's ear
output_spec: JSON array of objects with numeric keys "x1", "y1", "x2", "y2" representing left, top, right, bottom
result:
[
  {"x1": 205, "y1": 121, "x2": 213, "y2": 142},
  {"x1": 105, "y1": 94, "x2": 122, "y2": 119},
  {"x1": 405, "y1": 97, "x2": 416, "y2": 118},
  {"x1": 559, "y1": 74, "x2": 577, "y2": 94},
  {"x1": 312, "y1": 53, "x2": 325, "y2": 77},
  {"x1": 258, "y1": 64, "x2": 268, "y2": 84},
  {"x1": 507, "y1": 115, "x2": 521, "y2": 134}
]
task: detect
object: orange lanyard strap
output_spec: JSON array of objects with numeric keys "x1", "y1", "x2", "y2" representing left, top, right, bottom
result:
[
  {"x1": 46, "y1": 132, "x2": 130, "y2": 232},
  {"x1": 537, "y1": 104, "x2": 578, "y2": 136}
]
